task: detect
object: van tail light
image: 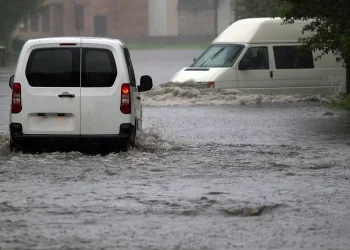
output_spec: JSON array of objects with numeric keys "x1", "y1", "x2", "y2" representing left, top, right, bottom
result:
[
  {"x1": 120, "y1": 83, "x2": 131, "y2": 114},
  {"x1": 12, "y1": 83, "x2": 22, "y2": 113}
]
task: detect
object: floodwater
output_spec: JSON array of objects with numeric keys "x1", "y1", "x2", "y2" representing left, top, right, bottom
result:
[{"x1": 0, "y1": 50, "x2": 350, "y2": 249}]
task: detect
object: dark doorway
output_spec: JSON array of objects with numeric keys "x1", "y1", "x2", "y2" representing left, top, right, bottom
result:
[
  {"x1": 53, "y1": 4, "x2": 64, "y2": 36},
  {"x1": 94, "y1": 15, "x2": 107, "y2": 37}
]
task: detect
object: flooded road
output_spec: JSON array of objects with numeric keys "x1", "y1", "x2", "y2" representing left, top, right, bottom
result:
[{"x1": 0, "y1": 50, "x2": 350, "y2": 249}]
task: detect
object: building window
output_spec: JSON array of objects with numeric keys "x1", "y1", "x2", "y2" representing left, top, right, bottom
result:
[
  {"x1": 75, "y1": 4, "x2": 84, "y2": 31},
  {"x1": 273, "y1": 46, "x2": 314, "y2": 69},
  {"x1": 31, "y1": 15, "x2": 40, "y2": 32},
  {"x1": 42, "y1": 7, "x2": 51, "y2": 32},
  {"x1": 94, "y1": 16, "x2": 107, "y2": 37},
  {"x1": 20, "y1": 20, "x2": 28, "y2": 31}
]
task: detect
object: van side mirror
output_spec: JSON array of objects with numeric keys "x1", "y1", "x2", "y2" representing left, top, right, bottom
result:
[
  {"x1": 138, "y1": 75, "x2": 153, "y2": 92},
  {"x1": 9, "y1": 75, "x2": 14, "y2": 89},
  {"x1": 238, "y1": 59, "x2": 251, "y2": 70}
]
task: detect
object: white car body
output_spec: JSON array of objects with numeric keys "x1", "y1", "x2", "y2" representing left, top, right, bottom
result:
[
  {"x1": 9, "y1": 37, "x2": 153, "y2": 151},
  {"x1": 169, "y1": 18, "x2": 345, "y2": 95}
]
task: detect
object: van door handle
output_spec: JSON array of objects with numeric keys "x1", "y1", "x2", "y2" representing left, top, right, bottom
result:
[
  {"x1": 270, "y1": 71, "x2": 274, "y2": 78},
  {"x1": 137, "y1": 96, "x2": 141, "y2": 100},
  {"x1": 58, "y1": 92, "x2": 75, "y2": 98}
]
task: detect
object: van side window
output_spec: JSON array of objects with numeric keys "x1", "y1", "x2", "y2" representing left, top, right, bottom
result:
[
  {"x1": 273, "y1": 46, "x2": 314, "y2": 69},
  {"x1": 26, "y1": 48, "x2": 80, "y2": 87},
  {"x1": 82, "y1": 48, "x2": 117, "y2": 88},
  {"x1": 239, "y1": 47, "x2": 269, "y2": 70},
  {"x1": 123, "y1": 48, "x2": 136, "y2": 87}
]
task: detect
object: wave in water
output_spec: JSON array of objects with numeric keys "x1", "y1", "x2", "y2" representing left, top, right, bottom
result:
[
  {"x1": 0, "y1": 132, "x2": 10, "y2": 157},
  {"x1": 141, "y1": 81, "x2": 341, "y2": 107}
]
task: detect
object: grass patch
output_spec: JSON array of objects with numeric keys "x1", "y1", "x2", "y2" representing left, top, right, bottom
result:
[
  {"x1": 329, "y1": 94, "x2": 350, "y2": 110},
  {"x1": 127, "y1": 43, "x2": 208, "y2": 50}
]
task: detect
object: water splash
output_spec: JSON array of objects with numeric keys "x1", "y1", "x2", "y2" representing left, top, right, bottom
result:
[
  {"x1": 0, "y1": 129, "x2": 184, "y2": 157},
  {"x1": 0, "y1": 132, "x2": 10, "y2": 157},
  {"x1": 135, "y1": 128, "x2": 186, "y2": 153},
  {"x1": 141, "y1": 81, "x2": 341, "y2": 107}
]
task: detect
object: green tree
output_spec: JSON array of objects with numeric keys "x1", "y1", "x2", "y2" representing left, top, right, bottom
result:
[
  {"x1": 277, "y1": 0, "x2": 350, "y2": 93},
  {"x1": 0, "y1": 0, "x2": 46, "y2": 46},
  {"x1": 236, "y1": 0, "x2": 279, "y2": 20}
]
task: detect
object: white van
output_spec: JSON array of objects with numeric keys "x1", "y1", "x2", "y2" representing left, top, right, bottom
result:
[
  {"x1": 8, "y1": 37, "x2": 153, "y2": 152},
  {"x1": 169, "y1": 18, "x2": 345, "y2": 95}
]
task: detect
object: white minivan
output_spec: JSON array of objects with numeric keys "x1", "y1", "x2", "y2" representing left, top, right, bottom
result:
[
  {"x1": 170, "y1": 17, "x2": 345, "y2": 95},
  {"x1": 8, "y1": 37, "x2": 153, "y2": 152}
]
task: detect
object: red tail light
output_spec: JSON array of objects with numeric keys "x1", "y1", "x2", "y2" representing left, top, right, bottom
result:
[
  {"x1": 12, "y1": 83, "x2": 22, "y2": 114},
  {"x1": 120, "y1": 83, "x2": 131, "y2": 114}
]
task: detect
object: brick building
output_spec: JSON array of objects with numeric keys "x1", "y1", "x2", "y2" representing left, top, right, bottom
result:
[
  {"x1": 13, "y1": 0, "x2": 237, "y2": 42},
  {"x1": 13, "y1": 0, "x2": 149, "y2": 40}
]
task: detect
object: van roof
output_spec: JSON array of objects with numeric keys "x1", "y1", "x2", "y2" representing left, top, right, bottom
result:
[
  {"x1": 24, "y1": 37, "x2": 126, "y2": 47},
  {"x1": 213, "y1": 17, "x2": 312, "y2": 44}
]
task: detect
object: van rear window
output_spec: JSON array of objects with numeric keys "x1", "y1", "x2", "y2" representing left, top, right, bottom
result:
[
  {"x1": 81, "y1": 48, "x2": 117, "y2": 87},
  {"x1": 26, "y1": 48, "x2": 80, "y2": 87}
]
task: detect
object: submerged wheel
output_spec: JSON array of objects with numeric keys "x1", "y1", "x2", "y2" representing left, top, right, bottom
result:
[
  {"x1": 130, "y1": 121, "x2": 137, "y2": 148},
  {"x1": 120, "y1": 122, "x2": 137, "y2": 152},
  {"x1": 9, "y1": 140, "x2": 20, "y2": 153}
]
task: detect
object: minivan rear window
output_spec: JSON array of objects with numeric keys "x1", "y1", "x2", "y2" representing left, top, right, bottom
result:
[
  {"x1": 82, "y1": 48, "x2": 117, "y2": 87},
  {"x1": 26, "y1": 48, "x2": 80, "y2": 87}
]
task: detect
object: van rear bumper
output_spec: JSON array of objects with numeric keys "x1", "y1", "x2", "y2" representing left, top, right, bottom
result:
[{"x1": 10, "y1": 123, "x2": 133, "y2": 146}]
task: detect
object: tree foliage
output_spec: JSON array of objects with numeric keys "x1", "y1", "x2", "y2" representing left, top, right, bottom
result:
[
  {"x1": 0, "y1": 0, "x2": 46, "y2": 44},
  {"x1": 277, "y1": 0, "x2": 350, "y2": 92},
  {"x1": 236, "y1": 0, "x2": 279, "y2": 20}
]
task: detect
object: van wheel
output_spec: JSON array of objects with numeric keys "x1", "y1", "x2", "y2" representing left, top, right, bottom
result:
[
  {"x1": 120, "y1": 123, "x2": 137, "y2": 152},
  {"x1": 9, "y1": 140, "x2": 20, "y2": 153},
  {"x1": 130, "y1": 121, "x2": 137, "y2": 148}
]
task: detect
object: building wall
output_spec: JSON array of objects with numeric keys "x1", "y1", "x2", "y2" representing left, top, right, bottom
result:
[
  {"x1": 217, "y1": 0, "x2": 232, "y2": 34},
  {"x1": 148, "y1": 0, "x2": 178, "y2": 36},
  {"x1": 177, "y1": 0, "x2": 236, "y2": 36},
  {"x1": 115, "y1": 0, "x2": 149, "y2": 38},
  {"x1": 178, "y1": 9, "x2": 216, "y2": 36},
  {"x1": 13, "y1": 0, "x2": 149, "y2": 40},
  {"x1": 166, "y1": 0, "x2": 179, "y2": 36},
  {"x1": 148, "y1": 0, "x2": 168, "y2": 36},
  {"x1": 12, "y1": 0, "x2": 236, "y2": 42}
]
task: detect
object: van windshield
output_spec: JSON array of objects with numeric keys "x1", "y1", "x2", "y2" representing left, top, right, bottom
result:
[{"x1": 191, "y1": 44, "x2": 244, "y2": 68}]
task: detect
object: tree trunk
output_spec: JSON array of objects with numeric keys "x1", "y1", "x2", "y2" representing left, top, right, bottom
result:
[{"x1": 347, "y1": 65, "x2": 350, "y2": 94}]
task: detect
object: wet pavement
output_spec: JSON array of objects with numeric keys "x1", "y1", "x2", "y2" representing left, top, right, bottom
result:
[{"x1": 0, "y1": 50, "x2": 350, "y2": 249}]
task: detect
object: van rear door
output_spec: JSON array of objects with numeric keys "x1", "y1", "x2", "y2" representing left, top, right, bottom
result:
[
  {"x1": 80, "y1": 39, "x2": 124, "y2": 135},
  {"x1": 21, "y1": 41, "x2": 81, "y2": 135}
]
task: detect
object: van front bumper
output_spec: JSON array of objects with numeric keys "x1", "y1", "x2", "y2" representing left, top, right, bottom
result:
[{"x1": 10, "y1": 123, "x2": 134, "y2": 147}]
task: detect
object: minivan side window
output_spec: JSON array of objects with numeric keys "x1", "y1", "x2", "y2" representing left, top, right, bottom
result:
[
  {"x1": 273, "y1": 46, "x2": 314, "y2": 69},
  {"x1": 123, "y1": 48, "x2": 136, "y2": 87},
  {"x1": 239, "y1": 46, "x2": 269, "y2": 70},
  {"x1": 82, "y1": 48, "x2": 117, "y2": 88},
  {"x1": 26, "y1": 48, "x2": 80, "y2": 87}
]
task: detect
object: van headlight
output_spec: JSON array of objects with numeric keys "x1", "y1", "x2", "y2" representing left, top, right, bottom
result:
[{"x1": 208, "y1": 82, "x2": 215, "y2": 88}]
